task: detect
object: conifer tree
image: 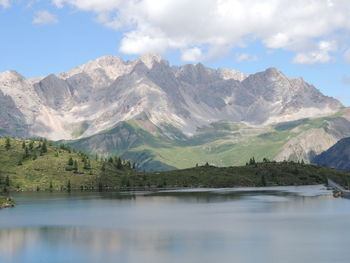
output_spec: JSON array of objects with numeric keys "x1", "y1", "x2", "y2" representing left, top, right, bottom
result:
[
  {"x1": 41, "y1": 141, "x2": 47, "y2": 153},
  {"x1": 5, "y1": 137, "x2": 11, "y2": 150},
  {"x1": 67, "y1": 180, "x2": 71, "y2": 192},
  {"x1": 73, "y1": 160, "x2": 78, "y2": 171},
  {"x1": 29, "y1": 141, "x2": 34, "y2": 150},
  {"x1": 116, "y1": 157, "x2": 123, "y2": 169},
  {"x1": 5, "y1": 176, "x2": 10, "y2": 187},
  {"x1": 23, "y1": 146, "x2": 29, "y2": 158},
  {"x1": 68, "y1": 157, "x2": 74, "y2": 166}
]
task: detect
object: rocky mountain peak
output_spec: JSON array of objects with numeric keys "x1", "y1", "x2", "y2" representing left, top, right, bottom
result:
[
  {"x1": 0, "y1": 70, "x2": 25, "y2": 83},
  {"x1": 139, "y1": 54, "x2": 166, "y2": 69},
  {"x1": 218, "y1": 68, "x2": 248, "y2": 81},
  {"x1": 0, "y1": 54, "x2": 344, "y2": 140},
  {"x1": 95, "y1": 56, "x2": 124, "y2": 67}
]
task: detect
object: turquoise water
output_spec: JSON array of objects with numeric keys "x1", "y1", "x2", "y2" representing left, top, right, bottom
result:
[{"x1": 1, "y1": 185, "x2": 350, "y2": 263}]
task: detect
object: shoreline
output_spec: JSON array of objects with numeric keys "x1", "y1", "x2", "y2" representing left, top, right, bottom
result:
[
  {"x1": 0, "y1": 196, "x2": 15, "y2": 209},
  {"x1": 8, "y1": 182, "x2": 328, "y2": 193}
]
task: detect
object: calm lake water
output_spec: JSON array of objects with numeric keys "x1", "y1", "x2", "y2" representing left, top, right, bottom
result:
[{"x1": 0, "y1": 185, "x2": 350, "y2": 263}]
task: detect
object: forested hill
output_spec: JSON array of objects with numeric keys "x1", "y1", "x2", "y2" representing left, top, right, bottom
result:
[{"x1": 0, "y1": 137, "x2": 349, "y2": 192}]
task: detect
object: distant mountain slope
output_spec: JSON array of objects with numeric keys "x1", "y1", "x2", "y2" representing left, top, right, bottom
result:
[
  {"x1": 0, "y1": 54, "x2": 342, "y2": 140},
  {"x1": 63, "y1": 110, "x2": 350, "y2": 171},
  {"x1": 313, "y1": 137, "x2": 350, "y2": 171}
]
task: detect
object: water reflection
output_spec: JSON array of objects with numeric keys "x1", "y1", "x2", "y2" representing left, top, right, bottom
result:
[{"x1": 1, "y1": 185, "x2": 350, "y2": 263}]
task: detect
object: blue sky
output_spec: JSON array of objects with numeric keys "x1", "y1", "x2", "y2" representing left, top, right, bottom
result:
[{"x1": 1, "y1": 0, "x2": 350, "y2": 105}]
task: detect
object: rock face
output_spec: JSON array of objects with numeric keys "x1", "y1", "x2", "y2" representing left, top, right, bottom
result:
[
  {"x1": 275, "y1": 114, "x2": 350, "y2": 163},
  {"x1": 313, "y1": 137, "x2": 350, "y2": 171},
  {"x1": 0, "y1": 54, "x2": 342, "y2": 140},
  {"x1": 275, "y1": 128, "x2": 339, "y2": 162}
]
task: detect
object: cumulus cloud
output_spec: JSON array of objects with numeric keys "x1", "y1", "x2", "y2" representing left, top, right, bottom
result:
[
  {"x1": 0, "y1": 0, "x2": 10, "y2": 8},
  {"x1": 52, "y1": 0, "x2": 350, "y2": 63},
  {"x1": 33, "y1": 10, "x2": 59, "y2": 24},
  {"x1": 181, "y1": 48, "x2": 203, "y2": 62},
  {"x1": 235, "y1": 53, "x2": 258, "y2": 62},
  {"x1": 293, "y1": 41, "x2": 337, "y2": 65},
  {"x1": 53, "y1": 0, "x2": 123, "y2": 12}
]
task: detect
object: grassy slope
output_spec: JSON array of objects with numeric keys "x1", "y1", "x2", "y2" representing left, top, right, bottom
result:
[
  {"x1": 1, "y1": 137, "x2": 350, "y2": 191},
  {"x1": 124, "y1": 114, "x2": 340, "y2": 170},
  {"x1": 0, "y1": 138, "x2": 104, "y2": 191}
]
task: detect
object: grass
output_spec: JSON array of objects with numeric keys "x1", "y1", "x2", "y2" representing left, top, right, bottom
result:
[
  {"x1": 0, "y1": 137, "x2": 104, "y2": 191},
  {"x1": 1, "y1": 137, "x2": 350, "y2": 191},
  {"x1": 122, "y1": 114, "x2": 345, "y2": 170}
]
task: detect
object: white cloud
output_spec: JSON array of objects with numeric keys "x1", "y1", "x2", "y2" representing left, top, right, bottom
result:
[
  {"x1": 53, "y1": 0, "x2": 122, "y2": 12},
  {"x1": 293, "y1": 41, "x2": 337, "y2": 65},
  {"x1": 33, "y1": 10, "x2": 59, "y2": 24},
  {"x1": 181, "y1": 48, "x2": 203, "y2": 62},
  {"x1": 0, "y1": 0, "x2": 10, "y2": 8},
  {"x1": 52, "y1": 0, "x2": 350, "y2": 63},
  {"x1": 119, "y1": 31, "x2": 170, "y2": 55},
  {"x1": 235, "y1": 53, "x2": 258, "y2": 62}
]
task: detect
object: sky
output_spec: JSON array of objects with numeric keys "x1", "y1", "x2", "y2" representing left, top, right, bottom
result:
[{"x1": 0, "y1": 0, "x2": 350, "y2": 105}]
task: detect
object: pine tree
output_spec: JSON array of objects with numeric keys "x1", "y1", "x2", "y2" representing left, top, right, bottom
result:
[
  {"x1": 116, "y1": 158, "x2": 123, "y2": 169},
  {"x1": 41, "y1": 141, "x2": 47, "y2": 153},
  {"x1": 73, "y1": 160, "x2": 78, "y2": 171},
  {"x1": 68, "y1": 157, "x2": 74, "y2": 166},
  {"x1": 5, "y1": 176, "x2": 10, "y2": 187},
  {"x1": 67, "y1": 180, "x2": 71, "y2": 192},
  {"x1": 29, "y1": 140, "x2": 34, "y2": 150},
  {"x1": 249, "y1": 157, "x2": 256, "y2": 165},
  {"x1": 83, "y1": 158, "x2": 90, "y2": 169},
  {"x1": 261, "y1": 175, "x2": 267, "y2": 186},
  {"x1": 5, "y1": 137, "x2": 11, "y2": 151},
  {"x1": 23, "y1": 146, "x2": 29, "y2": 159},
  {"x1": 22, "y1": 141, "x2": 26, "y2": 149}
]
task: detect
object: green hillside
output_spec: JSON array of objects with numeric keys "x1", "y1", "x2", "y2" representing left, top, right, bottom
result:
[
  {"x1": 0, "y1": 137, "x2": 134, "y2": 192},
  {"x1": 63, "y1": 110, "x2": 350, "y2": 171},
  {"x1": 1, "y1": 137, "x2": 350, "y2": 195}
]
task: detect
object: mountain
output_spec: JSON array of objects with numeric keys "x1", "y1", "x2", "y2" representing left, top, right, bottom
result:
[
  {"x1": 313, "y1": 137, "x2": 350, "y2": 171},
  {"x1": 64, "y1": 111, "x2": 350, "y2": 171},
  {"x1": 0, "y1": 54, "x2": 348, "y2": 170},
  {"x1": 0, "y1": 54, "x2": 341, "y2": 140}
]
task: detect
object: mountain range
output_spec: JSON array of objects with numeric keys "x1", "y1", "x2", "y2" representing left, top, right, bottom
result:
[{"x1": 1, "y1": 54, "x2": 349, "y2": 171}]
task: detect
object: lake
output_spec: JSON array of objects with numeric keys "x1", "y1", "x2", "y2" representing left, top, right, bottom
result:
[{"x1": 0, "y1": 185, "x2": 350, "y2": 263}]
